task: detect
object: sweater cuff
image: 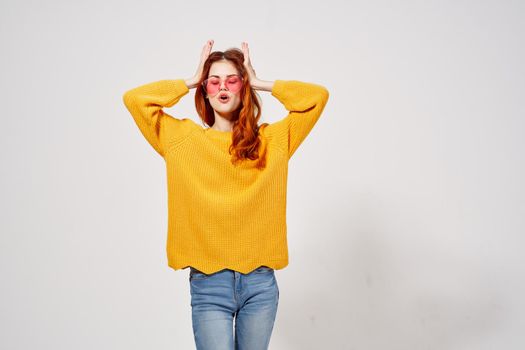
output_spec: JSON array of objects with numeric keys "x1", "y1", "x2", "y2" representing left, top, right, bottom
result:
[
  {"x1": 169, "y1": 79, "x2": 190, "y2": 95},
  {"x1": 271, "y1": 80, "x2": 287, "y2": 99}
]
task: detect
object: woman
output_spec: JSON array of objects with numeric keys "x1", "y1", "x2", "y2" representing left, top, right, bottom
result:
[{"x1": 123, "y1": 40, "x2": 329, "y2": 350}]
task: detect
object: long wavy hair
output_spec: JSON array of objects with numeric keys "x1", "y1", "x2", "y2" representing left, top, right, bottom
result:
[{"x1": 195, "y1": 48, "x2": 268, "y2": 169}]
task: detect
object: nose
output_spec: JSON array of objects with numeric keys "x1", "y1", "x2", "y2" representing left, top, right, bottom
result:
[{"x1": 219, "y1": 80, "x2": 227, "y2": 91}]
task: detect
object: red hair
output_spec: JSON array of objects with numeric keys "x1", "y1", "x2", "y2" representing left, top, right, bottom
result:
[{"x1": 194, "y1": 48, "x2": 268, "y2": 169}]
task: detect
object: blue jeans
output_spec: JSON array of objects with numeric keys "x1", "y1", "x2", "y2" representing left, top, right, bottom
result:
[{"x1": 189, "y1": 266, "x2": 280, "y2": 350}]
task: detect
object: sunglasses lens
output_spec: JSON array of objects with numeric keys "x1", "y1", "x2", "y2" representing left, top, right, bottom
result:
[
  {"x1": 225, "y1": 76, "x2": 242, "y2": 92},
  {"x1": 204, "y1": 78, "x2": 220, "y2": 95}
]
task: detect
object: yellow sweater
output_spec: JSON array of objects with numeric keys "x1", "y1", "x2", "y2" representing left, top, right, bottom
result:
[{"x1": 123, "y1": 79, "x2": 329, "y2": 274}]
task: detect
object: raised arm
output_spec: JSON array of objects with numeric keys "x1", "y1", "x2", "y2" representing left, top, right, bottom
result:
[
  {"x1": 268, "y1": 80, "x2": 329, "y2": 159},
  {"x1": 123, "y1": 40, "x2": 215, "y2": 158},
  {"x1": 122, "y1": 79, "x2": 194, "y2": 157},
  {"x1": 241, "y1": 42, "x2": 329, "y2": 159}
]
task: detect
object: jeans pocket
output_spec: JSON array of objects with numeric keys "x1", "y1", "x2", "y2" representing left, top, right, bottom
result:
[
  {"x1": 189, "y1": 267, "x2": 210, "y2": 280},
  {"x1": 253, "y1": 265, "x2": 274, "y2": 274}
]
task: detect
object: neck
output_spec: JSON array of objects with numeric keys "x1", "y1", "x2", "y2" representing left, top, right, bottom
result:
[{"x1": 212, "y1": 114, "x2": 235, "y2": 132}]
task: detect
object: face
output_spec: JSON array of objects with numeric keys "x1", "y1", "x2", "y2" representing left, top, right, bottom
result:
[{"x1": 204, "y1": 60, "x2": 243, "y2": 120}]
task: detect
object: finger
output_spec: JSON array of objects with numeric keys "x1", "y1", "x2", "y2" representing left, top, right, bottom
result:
[
  {"x1": 242, "y1": 44, "x2": 248, "y2": 65},
  {"x1": 202, "y1": 40, "x2": 214, "y2": 58},
  {"x1": 244, "y1": 43, "x2": 251, "y2": 63},
  {"x1": 201, "y1": 42, "x2": 209, "y2": 57}
]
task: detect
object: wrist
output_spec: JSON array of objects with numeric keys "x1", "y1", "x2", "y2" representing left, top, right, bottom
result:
[
  {"x1": 251, "y1": 79, "x2": 274, "y2": 92},
  {"x1": 185, "y1": 78, "x2": 199, "y2": 89}
]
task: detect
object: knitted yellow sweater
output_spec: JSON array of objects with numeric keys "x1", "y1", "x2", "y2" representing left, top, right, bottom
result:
[{"x1": 123, "y1": 79, "x2": 329, "y2": 274}]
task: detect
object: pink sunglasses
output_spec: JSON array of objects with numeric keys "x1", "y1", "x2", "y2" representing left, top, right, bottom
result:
[{"x1": 202, "y1": 74, "x2": 244, "y2": 96}]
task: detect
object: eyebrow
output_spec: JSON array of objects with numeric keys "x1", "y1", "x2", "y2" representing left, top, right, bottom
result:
[{"x1": 208, "y1": 74, "x2": 239, "y2": 78}]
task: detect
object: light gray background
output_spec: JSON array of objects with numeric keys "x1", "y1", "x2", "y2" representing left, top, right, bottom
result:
[{"x1": 1, "y1": 0, "x2": 524, "y2": 349}]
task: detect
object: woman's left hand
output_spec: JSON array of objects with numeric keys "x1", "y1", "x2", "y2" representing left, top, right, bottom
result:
[
  {"x1": 241, "y1": 42, "x2": 259, "y2": 87},
  {"x1": 241, "y1": 42, "x2": 274, "y2": 91}
]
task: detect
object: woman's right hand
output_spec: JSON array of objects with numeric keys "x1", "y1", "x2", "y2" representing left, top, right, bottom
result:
[{"x1": 185, "y1": 39, "x2": 214, "y2": 89}]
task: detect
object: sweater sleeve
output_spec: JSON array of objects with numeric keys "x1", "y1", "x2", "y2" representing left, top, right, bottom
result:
[
  {"x1": 269, "y1": 80, "x2": 329, "y2": 159},
  {"x1": 122, "y1": 79, "x2": 195, "y2": 158}
]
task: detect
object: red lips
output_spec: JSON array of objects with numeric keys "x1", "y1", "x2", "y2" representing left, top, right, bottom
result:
[{"x1": 218, "y1": 93, "x2": 230, "y2": 103}]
